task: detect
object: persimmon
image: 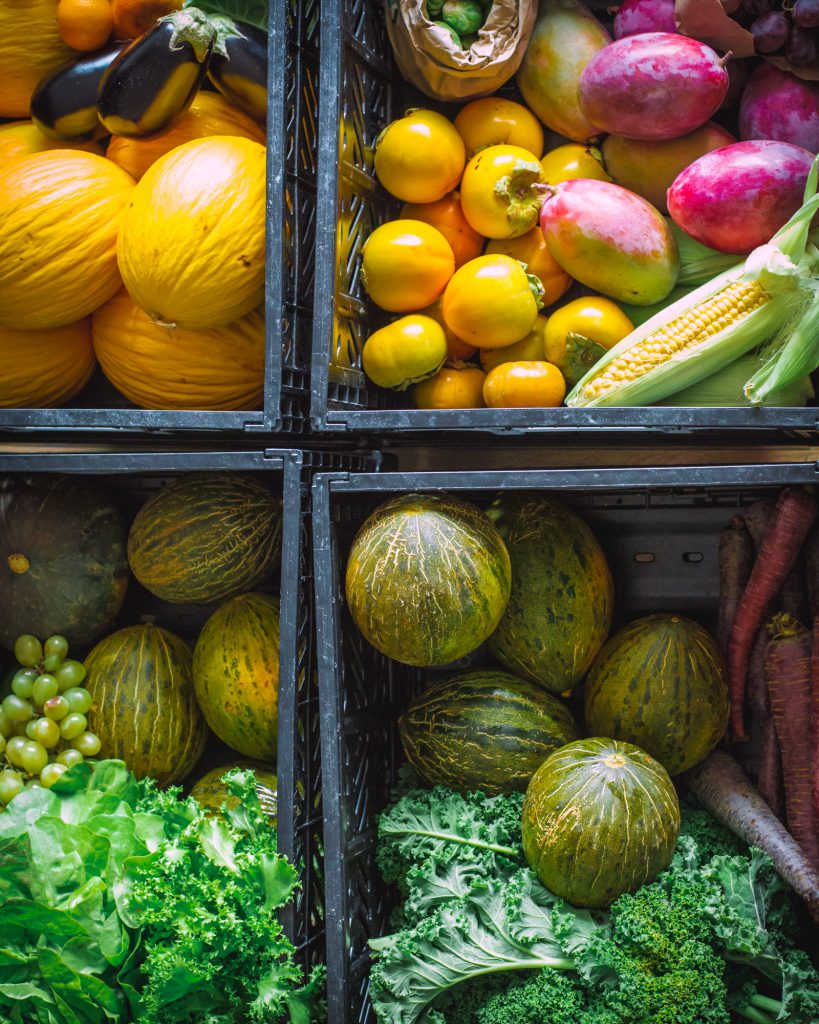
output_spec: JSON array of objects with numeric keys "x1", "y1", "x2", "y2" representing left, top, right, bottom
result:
[
  {"x1": 412, "y1": 365, "x2": 486, "y2": 409},
  {"x1": 57, "y1": 0, "x2": 114, "y2": 52},
  {"x1": 482, "y1": 361, "x2": 566, "y2": 408},
  {"x1": 111, "y1": 0, "x2": 183, "y2": 40}
]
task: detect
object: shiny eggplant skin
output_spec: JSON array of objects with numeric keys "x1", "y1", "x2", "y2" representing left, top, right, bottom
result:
[
  {"x1": 30, "y1": 45, "x2": 125, "y2": 141},
  {"x1": 97, "y1": 13, "x2": 214, "y2": 139},
  {"x1": 207, "y1": 21, "x2": 267, "y2": 123}
]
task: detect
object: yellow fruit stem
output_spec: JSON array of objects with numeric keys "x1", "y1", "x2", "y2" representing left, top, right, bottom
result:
[{"x1": 7, "y1": 553, "x2": 29, "y2": 574}]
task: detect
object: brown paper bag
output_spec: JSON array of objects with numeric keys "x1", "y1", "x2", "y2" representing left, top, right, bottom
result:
[{"x1": 384, "y1": 0, "x2": 539, "y2": 102}]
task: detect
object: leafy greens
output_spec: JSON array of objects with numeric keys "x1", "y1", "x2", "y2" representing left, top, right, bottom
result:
[
  {"x1": 0, "y1": 761, "x2": 323, "y2": 1024},
  {"x1": 372, "y1": 789, "x2": 819, "y2": 1024}
]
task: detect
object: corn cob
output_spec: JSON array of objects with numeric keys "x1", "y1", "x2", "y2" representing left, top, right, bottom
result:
[{"x1": 567, "y1": 165, "x2": 819, "y2": 409}]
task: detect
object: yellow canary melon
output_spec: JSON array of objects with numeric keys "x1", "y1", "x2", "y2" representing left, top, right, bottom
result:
[
  {"x1": 117, "y1": 136, "x2": 266, "y2": 330},
  {"x1": 0, "y1": 0, "x2": 74, "y2": 118},
  {"x1": 91, "y1": 289, "x2": 264, "y2": 410},
  {"x1": 107, "y1": 92, "x2": 266, "y2": 181},
  {"x1": 0, "y1": 319, "x2": 95, "y2": 408},
  {"x1": 0, "y1": 121, "x2": 104, "y2": 163},
  {"x1": 0, "y1": 151, "x2": 135, "y2": 330}
]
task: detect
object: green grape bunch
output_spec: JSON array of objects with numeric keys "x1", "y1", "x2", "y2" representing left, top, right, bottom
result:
[{"x1": 0, "y1": 634, "x2": 101, "y2": 808}]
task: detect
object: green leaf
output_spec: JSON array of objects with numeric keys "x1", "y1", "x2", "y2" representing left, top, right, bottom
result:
[
  {"x1": 259, "y1": 853, "x2": 299, "y2": 913},
  {"x1": 183, "y1": 0, "x2": 268, "y2": 31}
]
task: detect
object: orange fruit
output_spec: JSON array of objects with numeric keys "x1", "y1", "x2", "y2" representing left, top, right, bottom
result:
[
  {"x1": 111, "y1": 0, "x2": 182, "y2": 40},
  {"x1": 57, "y1": 0, "x2": 114, "y2": 51}
]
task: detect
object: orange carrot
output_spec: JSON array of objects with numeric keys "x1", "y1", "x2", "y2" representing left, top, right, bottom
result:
[
  {"x1": 728, "y1": 487, "x2": 817, "y2": 740},
  {"x1": 765, "y1": 613, "x2": 819, "y2": 870}
]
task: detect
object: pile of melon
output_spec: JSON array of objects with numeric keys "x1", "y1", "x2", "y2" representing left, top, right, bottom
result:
[
  {"x1": 0, "y1": 0, "x2": 266, "y2": 412},
  {"x1": 346, "y1": 489, "x2": 731, "y2": 905},
  {"x1": 0, "y1": 471, "x2": 282, "y2": 814}
]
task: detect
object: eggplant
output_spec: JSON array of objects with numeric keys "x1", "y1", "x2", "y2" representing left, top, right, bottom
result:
[
  {"x1": 97, "y1": 9, "x2": 215, "y2": 139},
  {"x1": 207, "y1": 19, "x2": 267, "y2": 123},
  {"x1": 30, "y1": 45, "x2": 125, "y2": 142}
]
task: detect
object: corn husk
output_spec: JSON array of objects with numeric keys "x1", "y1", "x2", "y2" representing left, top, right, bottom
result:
[
  {"x1": 657, "y1": 355, "x2": 814, "y2": 407},
  {"x1": 566, "y1": 159, "x2": 819, "y2": 408},
  {"x1": 669, "y1": 220, "x2": 742, "y2": 286}
]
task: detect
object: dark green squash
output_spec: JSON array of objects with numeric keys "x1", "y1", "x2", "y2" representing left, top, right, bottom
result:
[
  {"x1": 0, "y1": 475, "x2": 129, "y2": 650},
  {"x1": 85, "y1": 623, "x2": 208, "y2": 786},
  {"x1": 345, "y1": 493, "x2": 511, "y2": 667},
  {"x1": 486, "y1": 494, "x2": 614, "y2": 694},
  {"x1": 127, "y1": 474, "x2": 281, "y2": 605},
  {"x1": 583, "y1": 613, "x2": 729, "y2": 775},
  {"x1": 522, "y1": 738, "x2": 680, "y2": 908},
  {"x1": 399, "y1": 668, "x2": 580, "y2": 794}
]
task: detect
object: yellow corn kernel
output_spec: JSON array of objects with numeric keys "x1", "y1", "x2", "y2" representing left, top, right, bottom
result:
[{"x1": 580, "y1": 280, "x2": 770, "y2": 400}]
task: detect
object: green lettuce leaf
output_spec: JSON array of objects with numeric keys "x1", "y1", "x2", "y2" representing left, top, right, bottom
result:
[{"x1": 183, "y1": 0, "x2": 268, "y2": 31}]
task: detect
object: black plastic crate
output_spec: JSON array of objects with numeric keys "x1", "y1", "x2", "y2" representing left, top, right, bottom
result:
[
  {"x1": 310, "y1": 0, "x2": 819, "y2": 440},
  {"x1": 0, "y1": 0, "x2": 318, "y2": 436},
  {"x1": 0, "y1": 445, "x2": 372, "y2": 978},
  {"x1": 312, "y1": 460, "x2": 819, "y2": 1024}
]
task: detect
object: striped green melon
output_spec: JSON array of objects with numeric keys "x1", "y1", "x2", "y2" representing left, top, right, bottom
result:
[
  {"x1": 85, "y1": 624, "x2": 207, "y2": 786},
  {"x1": 345, "y1": 493, "x2": 511, "y2": 667},
  {"x1": 583, "y1": 613, "x2": 729, "y2": 775},
  {"x1": 192, "y1": 592, "x2": 279, "y2": 760},
  {"x1": 522, "y1": 738, "x2": 680, "y2": 908},
  {"x1": 399, "y1": 668, "x2": 580, "y2": 794},
  {"x1": 190, "y1": 762, "x2": 278, "y2": 825},
  {"x1": 127, "y1": 474, "x2": 282, "y2": 605},
  {"x1": 486, "y1": 494, "x2": 613, "y2": 693}
]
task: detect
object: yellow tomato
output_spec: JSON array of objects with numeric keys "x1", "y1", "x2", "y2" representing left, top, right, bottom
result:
[
  {"x1": 419, "y1": 297, "x2": 476, "y2": 362},
  {"x1": 412, "y1": 365, "x2": 486, "y2": 409},
  {"x1": 486, "y1": 228, "x2": 571, "y2": 307},
  {"x1": 540, "y1": 144, "x2": 610, "y2": 185},
  {"x1": 544, "y1": 297, "x2": 634, "y2": 385},
  {"x1": 479, "y1": 314, "x2": 547, "y2": 373},
  {"x1": 454, "y1": 98, "x2": 545, "y2": 159},
  {"x1": 374, "y1": 109, "x2": 466, "y2": 204},
  {"x1": 362, "y1": 314, "x2": 447, "y2": 390},
  {"x1": 0, "y1": 120, "x2": 102, "y2": 162},
  {"x1": 361, "y1": 220, "x2": 455, "y2": 313},
  {"x1": 483, "y1": 361, "x2": 566, "y2": 408},
  {"x1": 443, "y1": 254, "x2": 539, "y2": 349},
  {"x1": 401, "y1": 192, "x2": 484, "y2": 269},
  {"x1": 460, "y1": 144, "x2": 544, "y2": 240}
]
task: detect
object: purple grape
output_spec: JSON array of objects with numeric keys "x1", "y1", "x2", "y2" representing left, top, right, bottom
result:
[
  {"x1": 751, "y1": 11, "x2": 791, "y2": 51},
  {"x1": 786, "y1": 23, "x2": 819, "y2": 64},
  {"x1": 793, "y1": 0, "x2": 819, "y2": 28}
]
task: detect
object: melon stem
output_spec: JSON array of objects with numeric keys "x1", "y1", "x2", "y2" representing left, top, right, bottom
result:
[{"x1": 7, "y1": 553, "x2": 29, "y2": 574}]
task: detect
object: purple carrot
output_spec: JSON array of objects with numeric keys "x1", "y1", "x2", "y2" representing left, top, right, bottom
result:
[
  {"x1": 685, "y1": 750, "x2": 819, "y2": 922},
  {"x1": 813, "y1": 617, "x2": 819, "y2": 835},
  {"x1": 747, "y1": 626, "x2": 786, "y2": 821},
  {"x1": 718, "y1": 515, "x2": 753, "y2": 658},
  {"x1": 742, "y1": 498, "x2": 774, "y2": 552},
  {"x1": 766, "y1": 613, "x2": 819, "y2": 870},
  {"x1": 728, "y1": 487, "x2": 817, "y2": 740}
]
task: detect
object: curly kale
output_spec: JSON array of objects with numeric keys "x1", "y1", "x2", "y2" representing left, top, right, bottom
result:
[{"x1": 371, "y1": 786, "x2": 819, "y2": 1024}]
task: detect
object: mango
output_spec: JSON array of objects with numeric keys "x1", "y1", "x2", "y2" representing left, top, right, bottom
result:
[
  {"x1": 517, "y1": 0, "x2": 610, "y2": 144},
  {"x1": 613, "y1": 0, "x2": 676, "y2": 37},
  {"x1": 667, "y1": 139, "x2": 815, "y2": 255},
  {"x1": 739, "y1": 64, "x2": 819, "y2": 153},
  {"x1": 602, "y1": 122, "x2": 735, "y2": 214},
  {"x1": 539, "y1": 179, "x2": 679, "y2": 305},
  {"x1": 578, "y1": 33, "x2": 729, "y2": 141}
]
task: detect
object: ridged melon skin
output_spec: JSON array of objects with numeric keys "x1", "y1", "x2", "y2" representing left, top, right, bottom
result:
[
  {"x1": 345, "y1": 493, "x2": 512, "y2": 667},
  {"x1": 522, "y1": 738, "x2": 680, "y2": 908},
  {"x1": 85, "y1": 624, "x2": 208, "y2": 786},
  {"x1": 0, "y1": 2, "x2": 73, "y2": 118},
  {"x1": 127, "y1": 474, "x2": 281, "y2": 605},
  {"x1": 0, "y1": 151, "x2": 135, "y2": 330},
  {"x1": 0, "y1": 475, "x2": 129, "y2": 650},
  {"x1": 117, "y1": 137, "x2": 266, "y2": 330},
  {"x1": 487, "y1": 494, "x2": 614, "y2": 693},
  {"x1": 193, "y1": 592, "x2": 280, "y2": 760},
  {"x1": 0, "y1": 319, "x2": 95, "y2": 409},
  {"x1": 190, "y1": 762, "x2": 278, "y2": 826},
  {"x1": 92, "y1": 290, "x2": 264, "y2": 412},
  {"x1": 399, "y1": 668, "x2": 580, "y2": 794},
  {"x1": 583, "y1": 613, "x2": 729, "y2": 774}
]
